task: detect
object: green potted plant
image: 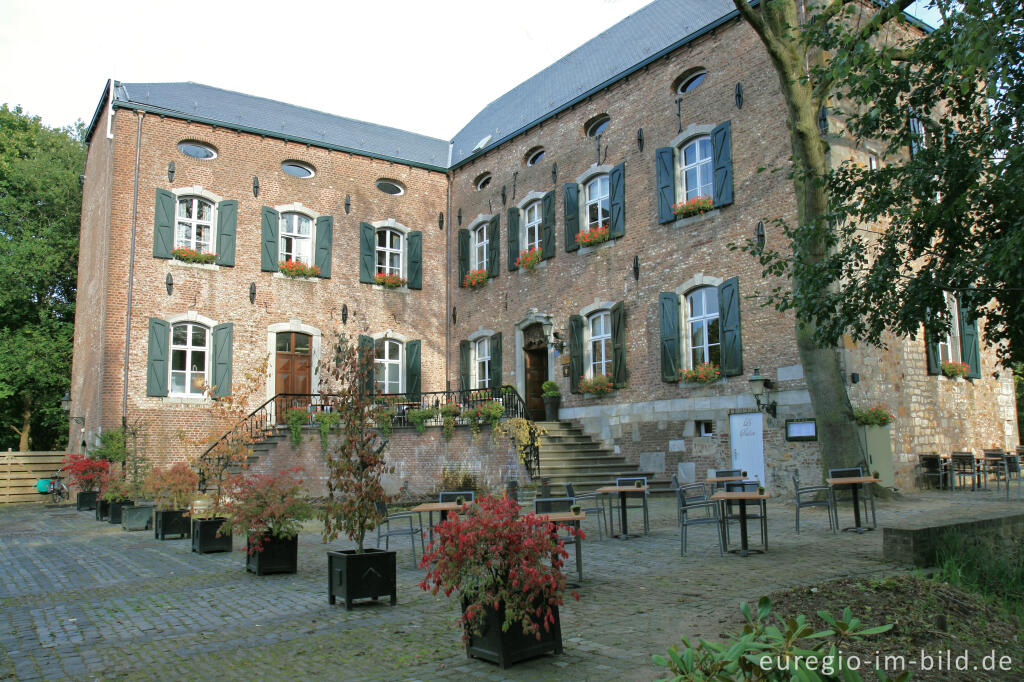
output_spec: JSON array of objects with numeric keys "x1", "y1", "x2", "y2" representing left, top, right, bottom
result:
[
  {"x1": 321, "y1": 335, "x2": 398, "y2": 609},
  {"x1": 117, "y1": 420, "x2": 154, "y2": 532},
  {"x1": 217, "y1": 467, "x2": 313, "y2": 575},
  {"x1": 440, "y1": 402, "x2": 461, "y2": 441},
  {"x1": 98, "y1": 468, "x2": 133, "y2": 525},
  {"x1": 90, "y1": 427, "x2": 129, "y2": 521},
  {"x1": 418, "y1": 495, "x2": 579, "y2": 668},
  {"x1": 146, "y1": 463, "x2": 199, "y2": 540},
  {"x1": 284, "y1": 407, "x2": 308, "y2": 448},
  {"x1": 541, "y1": 380, "x2": 561, "y2": 421},
  {"x1": 313, "y1": 411, "x2": 341, "y2": 452},
  {"x1": 61, "y1": 453, "x2": 109, "y2": 511},
  {"x1": 408, "y1": 406, "x2": 437, "y2": 434},
  {"x1": 679, "y1": 362, "x2": 722, "y2": 384}
]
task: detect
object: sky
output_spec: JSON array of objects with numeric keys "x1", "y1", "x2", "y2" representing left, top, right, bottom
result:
[{"x1": 0, "y1": 0, "x2": 940, "y2": 140}]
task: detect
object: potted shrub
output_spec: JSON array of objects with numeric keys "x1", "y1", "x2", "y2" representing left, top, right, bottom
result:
[
  {"x1": 217, "y1": 467, "x2": 313, "y2": 575},
  {"x1": 408, "y1": 406, "x2": 438, "y2": 434},
  {"x1": 115, "y1": 420, "x2": 154, "y2": 532},
  {"x1": 98, "y1": 469, "x2": 133, "y2": 525},
  {"x1": 321, "y1": 335, "x2": 397, "y2": 610},
  {"x1": 541, "y1": 380, "x2": 561, "y2": 421},
  {"x1": 90, "y1": 427, "x2": 130, "y2": 521},
  {"x1": 62, "y1": 453, "x2": 109, "y2": 511},
  {"x1": 146, "y1": 463, "x2": 199, "y2": 540},
  {"x1": 418, "y1": 495, "x2": 579, "y2": 668},
  {"x1": 853, "y1": 405, "x2": 896, "y2": 487}
]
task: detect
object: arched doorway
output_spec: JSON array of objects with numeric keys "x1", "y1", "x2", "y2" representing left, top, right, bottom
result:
[
  {"x1": 522, "y1": 323, "x2": 548, "y2": 418},
  {"x1": 275, "y1": 331, "x2": 312, "y2": 417}
]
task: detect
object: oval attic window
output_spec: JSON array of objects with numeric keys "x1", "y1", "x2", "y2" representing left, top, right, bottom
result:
[
  {"x1": 525, "y1": 147, "x2": 545, "y2": 166},
  {"x1": 281, "y1": 161, "x2": 315, "y2": 178},
  {"x1": 677, "y1": 71, "x2": 707, "y2": 94},
  {"x1": 177, "y1": 141, "x2": 217, "y2": 160},
  {"x1": 375, "y1": 179, "x2": 405, "y2": 195},
  {"x1": 474, "y1": 172, "x2": 492, "y2": 191},
  {"x1": 584, "y1": 114, "x2": 610, "y2": 138}
]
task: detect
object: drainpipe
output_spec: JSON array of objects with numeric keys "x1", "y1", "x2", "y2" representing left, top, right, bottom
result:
[
  {"x1": 121, "y1": 110, "x2": 144, "y2": 428},
  {"x1": 445, "y1": 141, "x2": 453, "y2": 393}
]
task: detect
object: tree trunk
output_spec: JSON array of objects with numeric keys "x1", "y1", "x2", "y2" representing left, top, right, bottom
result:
[{"x1": 18, "y1": 394, "x2": 31, "y2": 451}]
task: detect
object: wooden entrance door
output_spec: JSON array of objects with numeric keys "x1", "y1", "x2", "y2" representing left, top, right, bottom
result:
[
  {"x1": 275, "y1": 332, "x2": 312, "y2": 419},
  {"x1": 524, "y1": 347, "x2": 547, "y2": 418}
]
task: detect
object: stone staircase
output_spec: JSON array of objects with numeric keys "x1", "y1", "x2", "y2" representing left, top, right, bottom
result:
[{"x1": 535, "y1": 421, "x2": 673, "y2": 494}]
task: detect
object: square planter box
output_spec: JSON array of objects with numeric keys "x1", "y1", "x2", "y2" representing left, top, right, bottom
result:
[
  {"x1": 191, "y1": 518, "x2": 232, "y2": 554},
  {"x1": 246, "y1": 535, "x2": 298, "y2": 575},
  {"x1": 327, "y1": 548, "x2": 397, "y2": 610},
  {"x1": 464, "y1": 601, "x2": 563, "y2": 668},
  {"x1": 121, "y1": 504, "x2": 153, "y2": 531},
  {"x1": 107, "y1": 500, "x2": 134, "y2": 525},
  {"x1": 77, "y1": 491, "x2": 99, "y2": 511},
  {"x1": 154, "y1": 509, "x2": 191, "y2": 540},
  {"x1": 95, "y1": 499, "x2": 110, "y2": 521}
]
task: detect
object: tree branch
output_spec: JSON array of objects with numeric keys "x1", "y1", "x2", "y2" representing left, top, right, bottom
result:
[{"x1": 733, "y1": 0, "x2": 765, "y2": 38}]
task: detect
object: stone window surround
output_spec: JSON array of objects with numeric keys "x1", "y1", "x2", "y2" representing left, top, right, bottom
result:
[
  {"x1": 265, "y1": 319, "x2": 322, "y2": 413},
  {"x1": 670, "y1": 124, "x2": 715, "y2": 203},
  {"x1": 467, "y1": 214, "x2": 493, "y2": 272},
  {"x1": 674, "y1": 274, "x2": 723, "y2": 371},
  {"x1": 370, "y1": 218, "x2": 411, "y2": 285},
  {"x1": 275, "y1": 202, "x2": 320, "y2": 267},
  {"x1": 468, "y1": 327, "x2": 496, "y2": 389},
  {"x1": 163, "y1": 311, "x2": 218, "y2": 403},
  {"x1": 579, "y1": 299, "x2": 616, "y2": 379}
]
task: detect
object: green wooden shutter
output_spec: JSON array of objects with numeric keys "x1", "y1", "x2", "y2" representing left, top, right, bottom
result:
[
  {"x1": 958, "y1": 297, "x2": 981, "y2": 379},
  {"x1": 507, "y1": 208, "x2": 520, "y2": 271},
  {"x1": 406, "y1": 231, "x2": 422, "y2": 289},
  {"x1": 314, "y1": 215, "x2": 333, "y2": 278},
  {"x1": 215, "y1": 200, "x2": 237, "y2": 266},
  {"x1": 711, "y1": 120, "x2": 734, "y2": 208},
  {"x1": 260, "y1": 207, "x2": 279, "y2": 272},
  {"x1": 487, "y1": 215, "x2": 500, "y2": 278},
  {"x1": 457, "y1": 229, "x2": 470, "y2": 287},
  {"x1": 718, "y1": 277, "x2": 743, "y2": 377},
  {"x1": 489, "y1": 332, "x2": 502, "y2": 390},
  {"x1": 609, "y1": 163, "x2": 626, "y2": 239},
  {"x1": 153, "y1": 189, "x2": 175, "y2": 259},
  {"x1": 358, "y1": 335, "x2": 374, "y2": 395},
  {"x1": 925, "y1": 331, "x2": 941, "y2": 375},
  {"x1": 656, "y1": 147, "x2": 676, "y2": 224},
  {"x1": 564, "y1": 183, "x2": 580, "y2": 252},
  {"x1": 211, "y1": 322, "x2": 233, "y2": 398},
  {"x1": 459, "y1": 340, "x2": 470, "y2": 391},
  {"x1": 611, "y1": 301, "x2": 626, "y2": 386},
  {"x1": 569, "y1": 315, "x2": 584, "y2": 394},
  {"x1": 405, "y1": 339, "x2": 421, "y2": 401},
  {"x1": 146, "y1": 318, "x2": 170, "y2": 397},
  {"x1": 541, "y1": 191, "x2": 556, "y2": 260},
  {"x1": 359, "y1": 222, "x2": 375, "y2": 284},
  {"x1": 659, "y1": 292, "x2": 681, "y2": 382}
]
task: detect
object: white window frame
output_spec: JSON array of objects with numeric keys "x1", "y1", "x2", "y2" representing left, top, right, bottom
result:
[
  {"x1": 374, "y1": 338, "x2": 404, "y2": 395},
  {"x1": 696, "y1": 420, "x2": 714, "y2": 437},
  {"x1": 936, "y1": 291, "x2": 961, "y2": 365},
  {"x1": 679, "y1": 136, "x2": 713, "y2": 203},
  {"x1": 686, "y1": 286, "x2": 721, "y2": 368},
  {"x1": 375, "y1": 227, "x2": 404, "y2": 277},
  {"x1": 175, "y1": 195, "x2": 215, "y2": 253},
  {"x1": 279, "y1": 211, "x2": 314, "y2": 266},
  {"x1": 588, "y1": 310, "x2": 612, "y2": 378},
  {"x1": 584, "y1": 175, "x2": 610, "y2": 230},
  {"x1": 169, "y1": 321, "x2": 210, "y2": 397},
  {"x1": 471, "y1": 221, "x2": 488, "y2": 271},
  {"x1": 475, "y1": 337, "x2": 491, "y2": 389},
  {"x1": 524, "y1": 201, "x2": 542, "y2": 252}
]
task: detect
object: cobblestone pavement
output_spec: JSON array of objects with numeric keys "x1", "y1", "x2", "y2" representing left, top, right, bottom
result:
[{"x1": 1, "y1": 490, "x2": 1021, "y2": 681}]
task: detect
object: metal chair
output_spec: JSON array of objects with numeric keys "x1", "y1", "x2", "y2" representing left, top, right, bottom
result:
[
  {"x1": 439, "y1": 490, "x2": 475, "y2": 503},
  {"x1": 565, "y1": 482, "x2": 606, "y2": 540},
  {"x1": 678, "y1": 487, "x2": 724, "y2": 556},
  {"x1": 950, "y1": 452, "x2": 980, "y2": 491},
  {"x1": 792, "y1": 471, "x2": 835, "y2": 534},
  {"x1": 1003, "y1": 454, "x2": 1022, "y2": 500},
  {"x1": 982, "y1": 449, "x2": 1006, "y2": 490},
  {"x1": 917, "y1": 453, "x2": 949, "y2": 490},
  {"x1": 374, "y1": 501, "x2": 424, "y2": 567},
  {"x1": 673, "y1": 474, "x2": 712, "y2": 523},
  {"x1": 722, "y1": 481, "x2": 767, "y2": 549},
  {"x1": 533, "y1": 496, "x2": 575, "y2": 514},
  {"x1": 828, "y1": 467, "x2": 876, "y2": 529},
  {"x1": 613, "y1": 476, "x2": 649, "y2": 534},
  {"x1": 709, "y1": 468, "x2": 743, "y2": 496}
]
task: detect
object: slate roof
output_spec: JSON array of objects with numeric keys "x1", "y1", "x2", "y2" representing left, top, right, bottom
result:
[
  {"x1": 448, "y1": 0, "x2": 737, "y2": 166},
  {"x1": 111, "y1": 82, "x2": 450, "y2": 169}
]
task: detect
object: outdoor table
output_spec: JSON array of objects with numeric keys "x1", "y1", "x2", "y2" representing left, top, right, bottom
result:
[
  {"x1": 534, "y1": 511, "x2": 585, "y2": 584},
  {"x1": 981, "y1": 454, "x2": 1005, "y2": 490},
  {"x1": 595, "y1": 485, "x2": 648, "y2": 539},
  {"x1": 827, "y1": 477, "x2": 878, "y2": 533},
  {"x1": 704, "y1": 475, "x2": 747, "y2": 496},
  {"x1": 711, "y1": 491, "x2": 769, "y2": 557},
  {"x1": 410, "y1": 501, "x2": 463, "y2": 542}
]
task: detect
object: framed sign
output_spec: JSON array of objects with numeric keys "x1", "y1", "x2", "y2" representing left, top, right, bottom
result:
[{"x1": 785, "y1": 419, "x2": 817, "y2": 442}]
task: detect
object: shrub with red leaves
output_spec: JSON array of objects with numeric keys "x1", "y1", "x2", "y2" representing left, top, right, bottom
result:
[
  {"x1": 217, "y1": 467, "x2": 313, "y2": 554},
  {"x1": 61, "y1": 453, "x2": 109, "y2": 492},
  {"x1": 418, "y1": 495, "x2": 581, "y2": 639}
]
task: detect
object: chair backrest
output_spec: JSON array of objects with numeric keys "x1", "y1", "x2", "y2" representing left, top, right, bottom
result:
[
  {"x1": 671, "y1": 473, "x2": 680, "y2": 490},
  {"x1": 951, "y1": 452, "x2": 975, "y2": 472},
  {"x1": 374, "y1": 500, "x2": 388, "y2": 516},
  {"x1": 726, "y1": 481, "x2": 759, "y2": 493},
  {"x1": 828, "y1": 467, "x2": 863, "y2": 479},
  {"x1": 1004, "y1": 454, "x2": 1021, "y2": 476},
  {"x1": 439, "y1": 490, "x2": 475, "y2": 503},
  {"x1": 983, "y1": 449, "x2": 1005, "y2": 457},
  {"x1": 918, "y1": 453, "x2": 942, "y2": 474},
  {"x1": 616, "y1": 476, "x2": 647, "y2": 487},
  {"x1": 534, "y1": 497, "x2": 574, "y2": 514},
  {"x1": 717, "y1": 469, "x2": 742, "y2": 478},
  {"x1": 565, "y1": 482, "x2": 577, "y2": 497},
  {"x1": 677, "y1": 487, "x2": 709, "y2": 511}
]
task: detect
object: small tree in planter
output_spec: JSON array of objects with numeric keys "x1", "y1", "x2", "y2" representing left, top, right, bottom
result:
[
  {"x1": 98, "y1": 468, "x2": 133, "y2": 525},
  {"x1": 217, "y1": 467, "x2": 313, "y2": 575},
  {"x1": 62, "y1": 453, "x2": 109, "y2": 511},
  {"x1": 146, "y1": 463, "x2": 199, "y2": 540},
  {"x1": 418, "y1": 495, "x2": 580, "y2": 668},
  {"x1": 319, "y1": 334, "x2": 398, "y2": 610},
  {"x1": 118, "y1": 419, "x2": 154, "y2": 531}
]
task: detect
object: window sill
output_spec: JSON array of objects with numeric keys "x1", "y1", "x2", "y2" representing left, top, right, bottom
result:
[
  {"x1": 579, "y1": 389, "x2": 619, "y2": 399},
  {"x1": 671, "y1": 209, "x2": 720, "y2": 229},
  {"x1": 577, "y1": 238, "x2": 617, "y2": 256},
  {"x1": 161, "y1": 395, "x2": 212, "y2": 405},
  {"x1": 170, "y1": 259, "x2": 218, "y2": 271},
  {"x1": 371, "y1": 284, "x2": 410, "y2": 293},
  {"x1": 273, "y1": 272, "x2": 320, "y2": 282},
  {"x1": 515, "y1": 260, "x2": 548, "y2": 274}
]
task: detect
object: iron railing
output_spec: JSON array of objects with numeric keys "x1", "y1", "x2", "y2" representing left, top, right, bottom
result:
[{"x1": 197, "y1": 385, "x2": 540, "y2": 490}]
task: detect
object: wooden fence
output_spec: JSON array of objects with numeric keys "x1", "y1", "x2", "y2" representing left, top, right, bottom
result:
[{"x1": 1, "y1": 451, "x2": 66, "y2": 504}]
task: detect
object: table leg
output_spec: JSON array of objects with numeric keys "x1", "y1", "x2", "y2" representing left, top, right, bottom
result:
[
  {"x1": 620, "y1": 492, "x2": 628, "y2": 536},
  {"x1": 738, "y1": 499, "x2": 749, "y2": 557},
  {"x1": 574, "y1": 520, "x2": 583, "y2": 584},
  {"x1": 841, "y1": 484, "x2": 873, "y2": 533}
]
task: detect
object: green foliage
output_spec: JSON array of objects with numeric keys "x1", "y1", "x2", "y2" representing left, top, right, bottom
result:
[
  {"x1": 408, "y1": 407, "x2": 437, "y2": 434},
  {"x1": 92, "y1": 428, "x2": 128, "y2": 463},
  {"x1": 465, "y1": 401, "x2": 504, "y2": 440},
  {"x1": 852, "y1": 405, "x2": 894, "y2": 426},
  {"x1": 373, "y1": 406, "x2": 395, "y2": 439},
  {"x1": 440, "y1": 463, "x2": 477, "y2": 494},
  {"x1": 653, "y1": 596, "x2": 903, "y2": 681},
  {"x1": 217, "y1": 467, "x2": 314, "y2": 553},
  {"x1": 936, "y1": 531, "x2": 1024, "y2": 620},
  {"x1": 494, "y1": 418, "x2": 546, "y2": 469},
  {"x1": 313, "y1": 411, "x2": 340, "y2": 452},
  {"x1": 284, "y1": 408, "x2": 307, "y2": 448},
  {"x1": 440, "y1": 403, "x2": 460, "y2": 441},
  {"x1": 0, "y1": 105, "x2": 85, "y2": 451},
  {"x1": 541, "y1": 380, "x2": 560, "y2": 397}
]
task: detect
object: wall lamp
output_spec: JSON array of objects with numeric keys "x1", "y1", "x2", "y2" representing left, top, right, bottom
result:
[
  {"x1": 60, "y1": 392, "x2": 85, "y2": 424},
  {"x1": 748, "y1": 369, "x2": 777, "y2": 418},
  {"x1": 541, "y1": 320, "x2": 565, "y2": 352}
]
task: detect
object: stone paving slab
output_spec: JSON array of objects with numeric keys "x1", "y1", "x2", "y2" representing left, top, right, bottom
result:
[{"x1": 0, "y1": 490, "x2": 1021, "y2": 680}]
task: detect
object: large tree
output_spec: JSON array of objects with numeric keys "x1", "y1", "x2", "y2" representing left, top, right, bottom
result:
[{"x1": 0, "y1": 105, "x2": 85, "y2": 451}]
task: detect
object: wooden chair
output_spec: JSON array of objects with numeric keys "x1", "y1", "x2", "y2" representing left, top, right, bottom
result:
[{"x1": 950, "y1": 452, "x2": 980, "y2": 491}]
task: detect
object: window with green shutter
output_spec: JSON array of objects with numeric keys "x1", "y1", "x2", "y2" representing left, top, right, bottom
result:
[
  {"x1": 260, "y1": 207, "x2": 280, "y2": 272},
  {"x1": 609, "y1": 163, "x2": 625, "y2": 239},
  {"x1": 957, "y1": 296, "x2": 981, "y2": 379},
  {"x1": 457, "y1": 229, "x2": 470, "y2": 287},
  {"x1": 489, "y1": 332, "x2": 503, "y2": 389},
  {"x1": 215, "y1": 200, "x2": 237, "y2": 266},
  {"x1": 359, "y1": 222, "x2": 375, "y2": 284},
  {"x1": 718, "y1": 277, "x2": 743, "y2": 377},
  {"x1": 153, "y1": 189, "x2": 175, "y2": 259},
  {"x1": 659, "y1": 292, "x2": 680, "y2": 382},
  {"x1": 564, "y1": 183, "x2": 580, "y2": 252},
  {"x1": 358, "y1": 335, "x2": 374, "y2": 395},
  {"x1": 507, "y1": 208, "x2": 520, "y2": 271},
  {"x1": 314, "y1": 216, "x2": 333, "y2": 278},
  {"x1": 146, "y1": 318, "x2": 170, "y2": 397},
  {"x1": 407, "y1": 231, "x2": 422, "y2": 289},
  {"x1": 655, "y1": 148, "x2": 676, "y2": 224},
  {"x1": 405, "y1": 339, "x2": 421, "y2": 401},
  {"x1": 611, "y1": 301, "x2": 626, "y2": 386},
  {"x1": 211, "y1": 323, "x2": 233, "y2": 397},
  {"x1": 459, "y1": 340, "x2": 471, "y2": 391},
  {"x1": 487, "y1": 215, "x2": 500, "y2": 278},
  {"x1": 711, "y1": 121, "x2": 734, "y2": 208},
  {"x1": 568, "y1": 315, "x2": 584, "y2": 394},
  {"x1": 541, "y1": 191, "x2": 556, "y2": 260}
]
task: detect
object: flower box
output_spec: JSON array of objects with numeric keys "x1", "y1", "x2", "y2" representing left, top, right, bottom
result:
[
  {"x1": 154, "y1": 509, "x2": 191, "y2": 540},
  {"x1": 941, "y1": 361, "x2": 971, "y2": 379},
  {"x1": 374, "y1": 272, "x2": 407, "y2": 288},
  {"x1": 107, "y1": 500, "x2": 134, "y2": 525},
  {"x1": 680, "y1": 362, "x2": 721, "y2": 384},
  {"x1": 192, "y1": 517, "x2": 232, "y2": 554},
  {"x1": 327, "y1": 548, "x2": 397, "y2": 610},
  {"x1": 853, "y1": 405, "x2": 894, "y2": 426},
  {"x1": 464, "y1": 600, "x2": 563, "y2": 668},
  {"x1": 278, "y1": 260, "x2": 321, "y2": 278},
  {"x1": 576, "y1": 224, "x2": 610, "y2": 247},
  {"x1": 171, "y1": 247, "x2": 217, "y2": 264},
  {"x1": 579, "y1": 374, "x2": 614, "y2": 395},
  {"x1": 76, "y1": 490, "x2": 98, "y2": 511},
  {"x1": 514, "y1": 247, "x2": 542, "y2": 271},
  {"x1": 672, "y1": 196, "x2": 713, "y2": 219},
  {"x1": 246, "y1": 534, "x2": 298, "y2": 575},
  {"x1": 463, "y1": 269, "x2": 489, "y2": 289},
  {"x1": 95, "y1": 499, "x2": 110, "y2": 521},
  {"x1": 121, "y1": 504, "x2": 153, "y2": 531}
]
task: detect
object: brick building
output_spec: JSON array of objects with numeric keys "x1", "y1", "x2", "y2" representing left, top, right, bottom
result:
[{"x1": 70, "y1": 0, "x2": 1018, "y2": 493}]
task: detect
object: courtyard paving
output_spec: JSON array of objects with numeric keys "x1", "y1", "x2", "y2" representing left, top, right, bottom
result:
[{"x1": 1, "y1": 489, "x2": 1021, "y2": 681}]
